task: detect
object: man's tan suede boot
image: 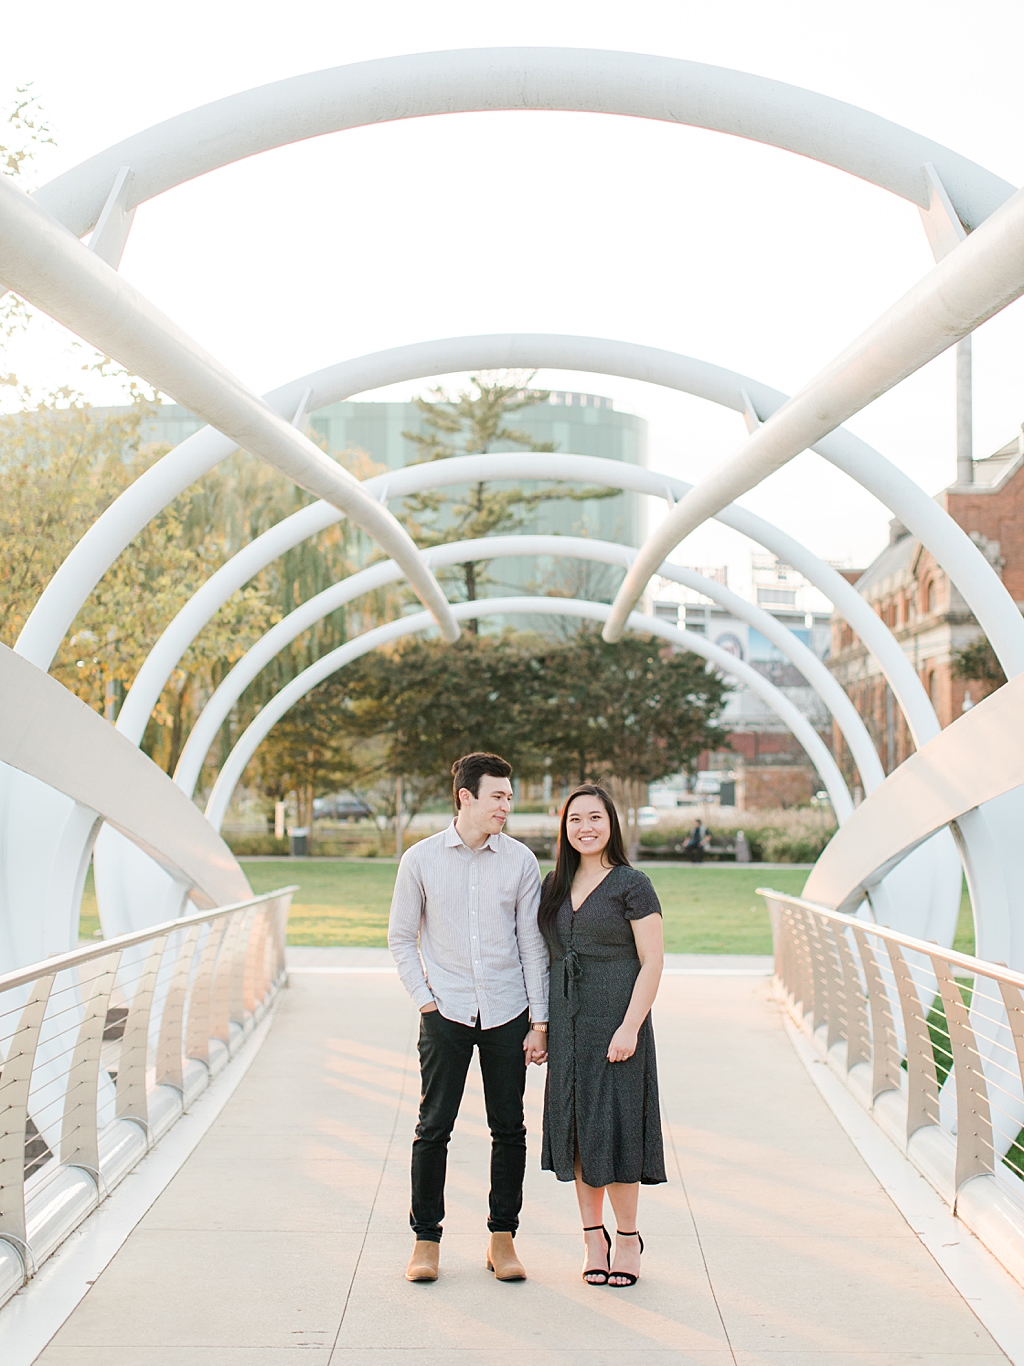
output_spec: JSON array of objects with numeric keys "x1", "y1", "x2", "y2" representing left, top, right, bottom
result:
[
  {"x1": 406, "y1": 1240, "x2": 440, "y2": 1281},
  {"x1": 486, "y1": 1231, "x2": 526, "y2": 1280}
]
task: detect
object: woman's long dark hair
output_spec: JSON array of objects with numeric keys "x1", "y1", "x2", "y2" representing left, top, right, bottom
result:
[{"x1": 537, "y1": 784, "x2": 630, "y2": 943}]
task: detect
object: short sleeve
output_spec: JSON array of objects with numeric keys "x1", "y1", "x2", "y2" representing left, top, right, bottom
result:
[{"x1": 622, "y1": 869, "x2": 662, "y2": 921}]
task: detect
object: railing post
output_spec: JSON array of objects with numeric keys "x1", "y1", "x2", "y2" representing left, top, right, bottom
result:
[
  {"x1": 853, "y1": 928, "x2": 903, "y2": 1103},
  {"x1": 833, "y1": 924, "x2": 870, "y2": 1071},
  {"x1": 155, "y1": 923, "x2": 200, "y2": 1095},
  {"x1": 997, "y1": 977, "x2": 1024, "y2": 1096},
  {"x1": 273, "y1": 895, "x2": 289, "y2": 983},
  {"x1": 888, "y1": 942, "x2": 939, "y2": 1142},
  {"x1": 186, "y1": 920, "x2": 227, "y2": 1068},
  {"x1": 778, "y1": 901, "x2": 801, "y2": 1008},
  {"x1": 789, "y1": 905, "x2": 816, "y2": 1025},
  {"x1": 0, "y1": 975, "x2": 55, "y2": 1260},
  {"x1": 933, "y1": 955, "x2": 994, "y2": 1193},
  {"x1": 228, "y1": 907, "x2": 257, "y2": 1039},
  {"x1": 805, "y1": 910, "x2": 831, "y2": 1035},
  {"x1": 60, "y1": 952, "x2": 121, "y2": 1182},
  {"x1": 116, "y1": 936, "x2": 167, "y2": 1137},
  {"x1": 243, "y1": 906, "x2": 271, "y2": 1016},
  {"x1": 812, "y1": 913, "x2": 845, "y2": 1052},
  {"x1": 210, "y1": 913, "x2": 243, "y2": 1047}
]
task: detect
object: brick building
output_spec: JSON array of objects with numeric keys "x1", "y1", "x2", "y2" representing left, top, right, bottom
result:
[{"x1": 828, "y1": 433, "x2": 1021, "y2": 784}]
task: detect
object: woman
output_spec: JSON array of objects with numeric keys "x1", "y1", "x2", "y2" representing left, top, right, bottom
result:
[{"x1": 539, "y1": 784, "x2": 666, "y2": 1288}]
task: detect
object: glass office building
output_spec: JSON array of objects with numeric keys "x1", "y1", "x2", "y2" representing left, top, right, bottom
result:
[{"x1": 131, "y1": 391, "x2": 648, "y2": 624}]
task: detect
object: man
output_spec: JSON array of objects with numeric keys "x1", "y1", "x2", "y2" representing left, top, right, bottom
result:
[{"x1": 389, "y1": 751, "x2": 549, "y2": 1284}]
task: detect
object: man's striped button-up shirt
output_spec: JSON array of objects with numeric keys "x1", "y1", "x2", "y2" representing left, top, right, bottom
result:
[{"x1": 388, "y1": 821, "x2": 548, "y2": 1028}]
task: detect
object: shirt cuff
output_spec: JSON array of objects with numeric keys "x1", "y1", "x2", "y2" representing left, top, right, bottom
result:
[{"x1": 411, "y1": 982, "x2": 435, "y2": 1010}]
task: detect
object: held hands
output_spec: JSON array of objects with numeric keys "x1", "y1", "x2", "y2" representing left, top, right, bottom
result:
[
  {"x1": 523, "y1": 1028, "x2": 548, "y2": 1066},
  {"x1": 607, "y1": 1025, "x2": 638, "y2": 1063}
]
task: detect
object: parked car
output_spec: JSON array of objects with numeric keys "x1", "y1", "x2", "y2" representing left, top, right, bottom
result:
[
  {"x1": 313, "y1": 794, "x2": 373, "y2": 821},
  {"x1": 637, "y1": 806, "x2": 659, "y2": 828}
]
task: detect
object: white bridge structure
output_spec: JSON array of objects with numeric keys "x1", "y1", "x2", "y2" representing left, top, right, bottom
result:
[{"x1": 3, "y1": 46, "x2": 1024, "y2": 1362}]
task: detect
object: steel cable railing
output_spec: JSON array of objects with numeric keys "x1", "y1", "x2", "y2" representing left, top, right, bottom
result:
[
  {"x1": 763, "y1": 888, "x2": 1024, "y2": 1288},
  {"x1": 0, "y1": 886, "x2": 294, "y2": 1309}
]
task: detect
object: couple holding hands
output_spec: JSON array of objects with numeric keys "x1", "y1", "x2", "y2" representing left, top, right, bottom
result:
[{"x1": 388, "y1": 751, "x2": 665, "y2": 1289}]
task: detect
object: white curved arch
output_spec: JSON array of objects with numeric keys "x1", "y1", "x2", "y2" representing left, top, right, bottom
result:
[
  {"x1": 0, "y1": 646, "x2": 248, "y2": 910},
  {"x1": 0, "y1": 175, "x2": 458, "y2": 644},
  {"x1": 605, "y1": 183, "x2": 1024, "y2": 642},
  {"x1": 24, "y1": 332, "x2": 1018, "y2": 740},
  {"x1": 804, "y1": 673, "x2": 1024, "y2": 933},
  {"x1": 33, "y1": 50, "x2": 1014, "y2": 238},
  {"x1": 107, "y1": 450, "x2": 939, "y2": 754},
  {"x1": 203, "y1": 596, "x2": 851, "y2": 833},
  {"x1": 174, "y1": 535, "x2": 884, "y2": 800}
]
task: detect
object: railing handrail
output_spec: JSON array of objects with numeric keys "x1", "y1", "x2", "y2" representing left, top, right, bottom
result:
[
  {"x1": 758, "y1": 886, "x2": 1024, "y2": 991},
  {"x1": 0, "y1": 885, "x2": 299, "y2": 994}
]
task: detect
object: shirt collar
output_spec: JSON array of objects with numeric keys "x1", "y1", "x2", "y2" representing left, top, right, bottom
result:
[{"x1": 445, "y1": 818, "x2": 501, "y2": 852}]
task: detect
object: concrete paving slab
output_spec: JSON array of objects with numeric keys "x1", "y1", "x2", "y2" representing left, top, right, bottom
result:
[
  {"x1": 195, "y1": 1124, "x2": 395, "y2": 1163},
  {"x1": 330, "y1": 1352, "x2": 735, "y2": 1365},
  {"x1": 37, "y1": 1351, "x2": 332, "y2": 1364},
  {"x1": 702, "y1": 1232, "x2": 1004, "y2": 1355},
  {"x1": 679, "y1": 1145, "x2": 912, "y2": 1238},
  {"x1": 37, "y1": 1230, "x2": 361, "y2": 1349},
  {"x1": 142, "y1": 1155, "x2": 391, "y2": 1232},
  {"x1": 335, "y1": 1232, "x2": 727, "y2": 1354},
  {"x1": 730, "y1": 1357, "x2": 1009, "y2": 1365},
  {"x1": 28, "y1": 965, "x2": 1016, "y2": 1365}
]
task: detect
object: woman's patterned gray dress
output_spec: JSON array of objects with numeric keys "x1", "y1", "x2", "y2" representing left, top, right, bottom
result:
[{"x1": 540, "y1": 864, "x2": 667, "y2": 1187}]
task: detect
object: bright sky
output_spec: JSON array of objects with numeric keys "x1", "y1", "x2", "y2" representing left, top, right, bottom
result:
[{"x1": 3, "y1": 0, "x2": 1023, "y2": 591}]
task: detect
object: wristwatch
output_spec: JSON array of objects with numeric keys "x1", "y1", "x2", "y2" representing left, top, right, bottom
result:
[{"x1": 531, "y1": 1022, "x2": 548, "y2": 1032}]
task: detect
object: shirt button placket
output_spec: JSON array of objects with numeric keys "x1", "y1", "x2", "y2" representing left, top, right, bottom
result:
[{"x1": 471, "y1": 860, "x2": 480, "y2": 1024}]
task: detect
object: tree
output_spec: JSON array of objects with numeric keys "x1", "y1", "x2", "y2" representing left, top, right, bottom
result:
[
  {"x1": 401, "y1": 373, "x2": 615, "y2": 628},
  {"x1": 0, "y1": 396, "x2": 157, "y2": 651},
  {"x1": 252, "y1": 692, "x2": 358, "y2": 843},
  {"x1": 140, "y1": 444, "x2": 379, "y2": 784},
  {"x1": 1, "y1": 367, "x2": 381, "y2": 782},
  {"x1": 535, "y1": 629, "x2": 729, "y2": 855},
  {"x1": 328, "y1": 626, "x2": 727, "y2": 857},
  {"x1": 952, "y1": 637, "x2": 1006, "y2": 699},
  {"x1": 339, "y1": 630, "x2": 543, "y2": 782}
]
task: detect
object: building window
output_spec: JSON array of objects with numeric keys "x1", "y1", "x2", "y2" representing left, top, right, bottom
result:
[
  {"x1": 926, "y1": 580, "x2": 937, "y2": 614},
  {"x1": 928, "y1": 671, "x2": 939, "y2": 708}
]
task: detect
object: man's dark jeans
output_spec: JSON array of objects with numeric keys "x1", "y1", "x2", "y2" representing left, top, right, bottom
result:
[{"x1": 411, "y1": 1007, "x2": 529, "y2": 1243}]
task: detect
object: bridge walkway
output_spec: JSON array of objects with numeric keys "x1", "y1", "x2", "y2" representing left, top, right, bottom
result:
[{"x1": 29, "y1": 953, "x2": 1017, "y2": 1364}]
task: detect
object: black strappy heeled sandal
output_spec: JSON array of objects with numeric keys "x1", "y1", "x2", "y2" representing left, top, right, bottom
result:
[
  {"x1": 608, "y1": 1230, "x2": 644, "y2": 1287},
  {"x1": 581, "y1": 1224, "x2": 612, "y2": 1285}
]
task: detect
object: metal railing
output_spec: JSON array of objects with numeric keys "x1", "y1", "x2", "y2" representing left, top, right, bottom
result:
[
  {"x1": 763, "y1": 888, "x2": 1024, "y2": 1288},
  {"x1": 0, "y1": 886, "x2": 294, "y2": 1308}
]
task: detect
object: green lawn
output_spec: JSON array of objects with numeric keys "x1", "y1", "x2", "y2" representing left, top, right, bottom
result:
[
  {"x1": 244, "y1": 859, "x2": 812, "y2": 952},
  {"x1": 79, "y1": 859, "x2": 978, "y2": 957}
]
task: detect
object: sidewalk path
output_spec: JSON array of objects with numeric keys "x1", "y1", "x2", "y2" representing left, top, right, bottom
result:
[{"x1": 33, "y1": 957, "x2": 1010, "y2": 1364}]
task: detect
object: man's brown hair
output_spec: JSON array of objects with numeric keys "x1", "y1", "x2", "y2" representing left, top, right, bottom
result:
[{"x1": 451, "y1": 752, "x2": 512, "y2": 810}]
